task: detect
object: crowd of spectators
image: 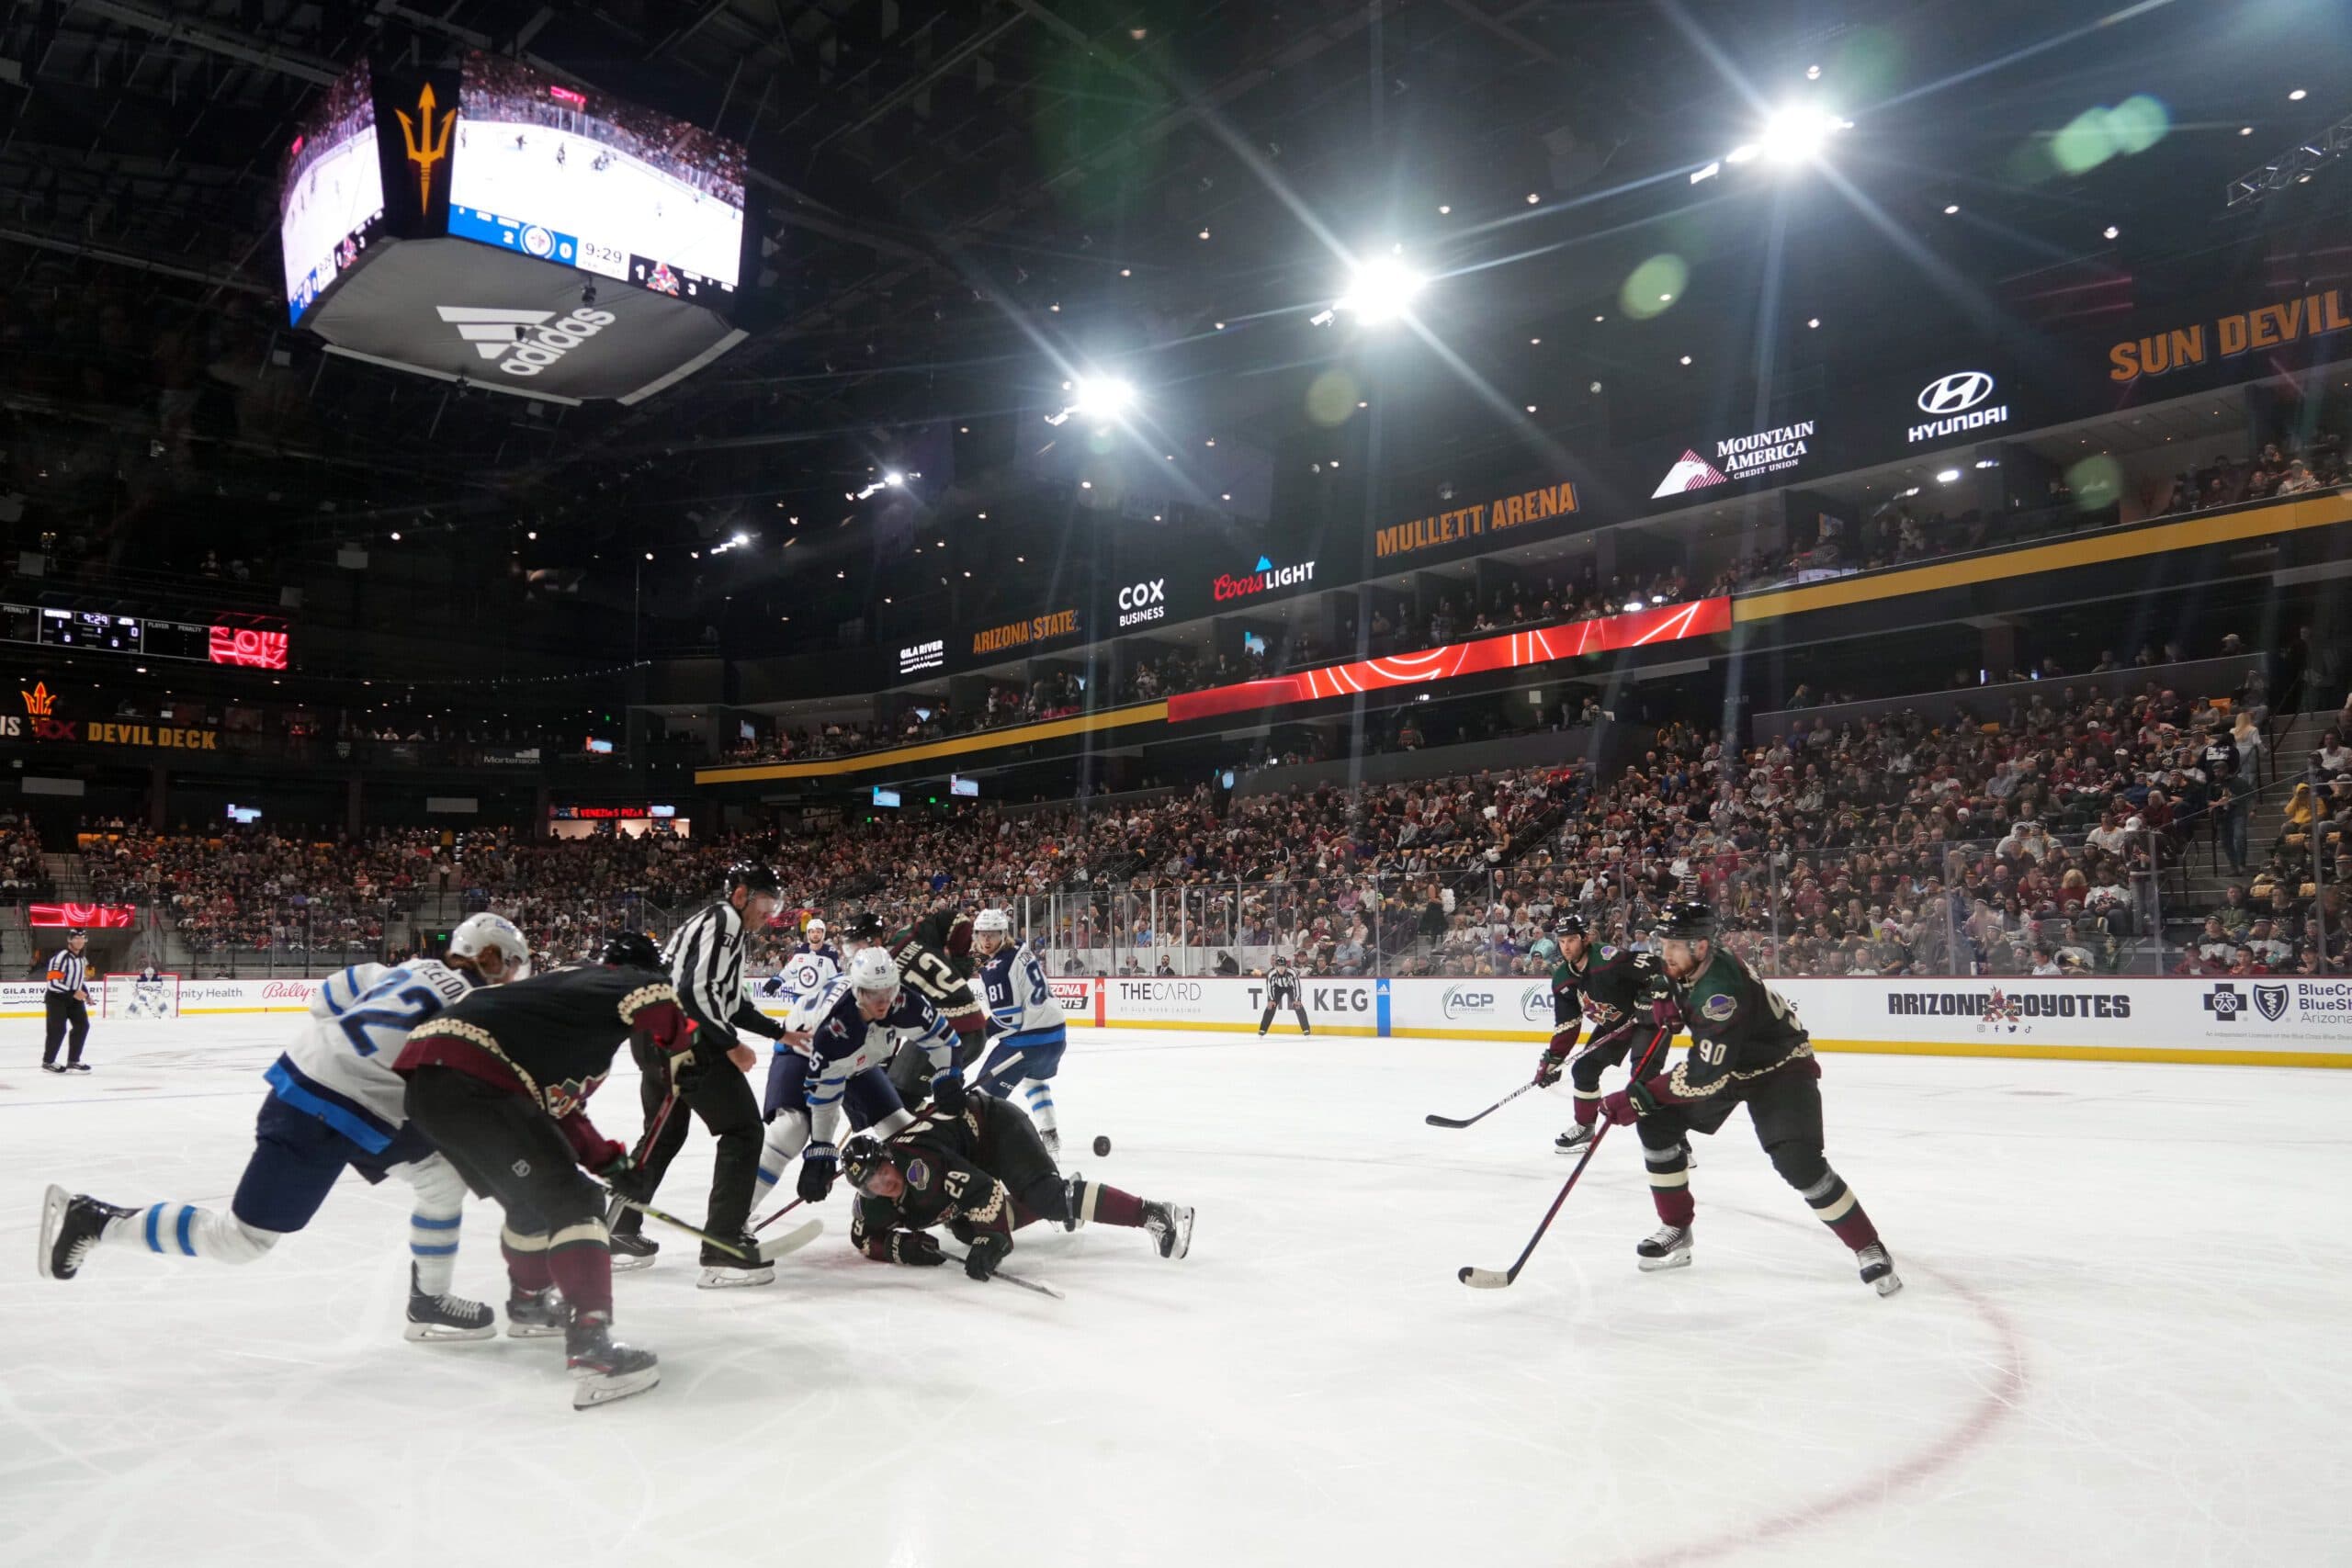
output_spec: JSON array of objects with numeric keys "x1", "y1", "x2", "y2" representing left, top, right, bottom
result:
[{"x1": 2152, "y1": 435, "x2": 2346, "y2": 519}]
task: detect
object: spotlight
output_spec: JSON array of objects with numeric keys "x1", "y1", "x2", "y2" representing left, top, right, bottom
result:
[
  {"x1": 1331, "y1": 256, "x2": 1427, "y2": 324},
  {"x1": 2290, "y1": 88, "x2": 2308, "y2": 101},
  {"x1": 1070, "y1": 377, "x2": 1136, "y2": 417},
  {"x1": 883, "y1": 471, "x2": 906, "y2": 487},
  {"x1": 1807, "y1": 317, "x2": 1821, "y2": 328},
  {"x1": 1679, "y1": 355, "x2": 1692, "y2": 366},
  {"x1": 2103, "y1": 225, "x2": 2120, "y2": 239},
  {"x1": 1943, "y1": 203, "x2": 1960, "y2": 214},
  {"x1": 1936, "y1": 468, "x2": 1962, "y2": 484},
  {"x1": 1728, "y1": 106, "x2": 1853, "y2": 168}
]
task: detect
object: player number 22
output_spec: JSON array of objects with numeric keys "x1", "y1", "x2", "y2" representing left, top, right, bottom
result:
[{"x1": 337, "y1": 983, "x2": 445, "y2": 1057}]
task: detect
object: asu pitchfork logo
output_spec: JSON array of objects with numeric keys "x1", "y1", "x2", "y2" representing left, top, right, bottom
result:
[{"x1": 396, "y1": 83, "x2": 456, "y2": 209}]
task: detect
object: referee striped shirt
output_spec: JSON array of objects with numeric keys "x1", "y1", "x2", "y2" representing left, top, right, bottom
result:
[
  {"x1": 662, "y1": 901, "x2": 752, "y2": 1053},
  {"x1": 45, "y1": 950, "x2": 88, "y2": 996}
]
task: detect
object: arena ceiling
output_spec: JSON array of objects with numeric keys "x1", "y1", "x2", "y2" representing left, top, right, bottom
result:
[{"x1": 3, "y1": 0, "x2": 2348, "y2": 619}]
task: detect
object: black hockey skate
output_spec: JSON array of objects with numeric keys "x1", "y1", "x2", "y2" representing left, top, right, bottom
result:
[
  {"x1": 404, "y1": 1264, "x2": 496, "y2": 1343},
  {"x1": 66, "y1": 1061, "x2": 90, "y2": 1073},
  {"x1": 1635, "y1": 1224, "x2": 1693, "y2": 1272},
  {"x1": 1141, "y1": 1199, "x2": 1194, "y2": 1260},
  {"x1": 40, "y1": 1062, "x2": 65, "y2": 1074},
  {"x1": 608, "y1": 1231, "x2": 659, "y2": 1272},
  {"x1": 37, "y1": 1185, "x2": 136, "y2": 1280},
  {"x1": 566, "y1": 1311, "x2": 660, "y2": 1409},
  {"x1": 1856, "y1": 1243, "x2": 1904, "y2": 1297},
  {"x1": 696, "y1": 1233, "x2": 775, "y2": 1290},
  {"x1": 1554, "y1": 1123, "x2": 1596, "y2": 1155},
  {"x1": 505, "y1": 1285, "x2": 569, "y2": 1339}
]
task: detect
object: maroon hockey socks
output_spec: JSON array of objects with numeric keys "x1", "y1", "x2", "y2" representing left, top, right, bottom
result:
[
  {"x1": 546, "y1": 1236, "x2": 616, "y2": 1317},
  {"x1": 502, "y1": 1229, "x2": 555, "y2": 1294},
  {"x1": 1091, "y1": 1184, "x2": 1147, "y2": 1228}
]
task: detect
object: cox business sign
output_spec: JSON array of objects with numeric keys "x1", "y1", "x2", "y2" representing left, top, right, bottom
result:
[
  {"x1": 1906, "y1": 369, "x2": 2008, "y2": 446},
  {"x1": 1212, "y1": 555, "x2": 1317, "y2": 604},
  {"x1": 1115, "y1": 578, "x2": 1168, "y2": 628}
]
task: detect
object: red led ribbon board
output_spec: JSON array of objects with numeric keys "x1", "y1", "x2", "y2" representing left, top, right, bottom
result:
[
  {"x1": 209, "y1": 626, "x2": 289, "y2": 670},
  {"x1": 1165, "y1": 597, "x2": 1733, "y2": 724},
  {"x1": 31, "y1": 904, "x2": 138, "y2": 929}
]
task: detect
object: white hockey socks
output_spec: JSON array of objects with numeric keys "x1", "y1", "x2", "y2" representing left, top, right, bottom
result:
[
  {"x1": 1020, "y1": 1078, "x2": 1057, "y2": 1137},
  {"x1": 757, "y1": 1110, "x2": 812, "y2": 1191},
  {"x1": 104, "y1": 1204, "x2": 279, "y2": 1265},
  {"x1": 395, "y1": 1155, "x2": 469, "y2": 1297}
]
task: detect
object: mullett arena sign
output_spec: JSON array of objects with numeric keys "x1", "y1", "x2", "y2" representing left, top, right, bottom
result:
[{"x1": 1374, "y1": 479, "x2": 1579, "y2": 560}]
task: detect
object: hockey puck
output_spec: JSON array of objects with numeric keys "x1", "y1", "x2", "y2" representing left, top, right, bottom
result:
[{"x1": 1092, "y1": 1134, "x2": 1112, "y2": 1157}]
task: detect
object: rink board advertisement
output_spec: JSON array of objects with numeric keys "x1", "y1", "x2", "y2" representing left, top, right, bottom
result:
[
  {"x1": 0, "y1": 977, "x2": 321, "y2": 1018},
  {"x1": 1041, "y1": 976, "x2": 2352, "y2": 1066}
]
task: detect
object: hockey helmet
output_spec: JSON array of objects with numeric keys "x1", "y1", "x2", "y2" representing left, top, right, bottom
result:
[
  {"x1": 847, "y1": 946, "x2": 900, "y2": 996},
  {"x1": 602, "y1": 931, "x2": 665, "y2": 971},
  {"x1": 805, "y1": 917, "x2": 828, "y2": 937},
  {"x1": 1653, "y1": 900, "x2": 1720, "y2": 943},
  {"x1": 840, "y1": 1134, "x2": 902, "y2": 1194},
  {"x1": 842, "y1": 912, "x2": 888, "y2": 943},
  {"x1": 448, "y1": 911, "x2": 531, "y2": 983},
  {"x1": 972, "y1": 908, "x2": 1012, "y2": 935},
  {"x1": 1553, "y1": 911, "x2": 1589, "y2": 940}
]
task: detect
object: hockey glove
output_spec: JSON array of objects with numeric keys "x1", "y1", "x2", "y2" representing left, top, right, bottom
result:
[
  {"x1": 931, "y1": 1068, "x2": 968, "y2": 1118},
  {"x1": 963, "y1": 1231, "x2": 1012, "y2": 1282},
  {"x1": 586, "y1": 1140, "x2": 636, "y2": 1178},
  {"x1": 1597, "y1": 1089, "x2": 1641, "y2": 1126},
  {"x1": 797, "y1": 1142, "x2": 839, "y2": 1204},
  {"x1": 1649, "y1": 995, "x2": 1681, "y2": 1029},
  {"x1": 888, "y1": 1231, "x2": 945, "y2": 1268},
  {"x1": 1533, "y1": 1047, "x2": 1569, "y2": 1088}
]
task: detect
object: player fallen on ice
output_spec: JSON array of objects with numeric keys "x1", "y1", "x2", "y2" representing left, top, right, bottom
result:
[
  {"x1": 967, "y1": 908, "x2": 1069, "y2": 1156},
  {"x1": 393, "y1": 932, "x2": 696, "y2": 1409},
  {"x1": 1600, "y1": 900, "x2": 1901, "y2": 1296},
  {"x1": 37, "y1": 914, "x2": 533, "y2": 1343},
  {"x1": 842, "y1": 1093, "x2": 1191, "y2": 1279},
  {"x1": 755, "y1": 946, "x2": 963, "y2": 1211},
  {"x1": 1532, "y1": 912, "x2": 1677, "y2": 1156}
]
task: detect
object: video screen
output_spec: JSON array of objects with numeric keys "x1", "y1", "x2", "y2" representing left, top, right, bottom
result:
[
  {"x1": 449, "y1": 53, "x2": 744, "y2": 302},
  {"x1": 279, "y1": 60, "x2": 385, "y2": 326}
]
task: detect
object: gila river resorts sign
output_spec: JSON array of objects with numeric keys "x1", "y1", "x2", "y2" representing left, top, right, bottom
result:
[
  {"x1": 1374, "y1": 479, "x2": 1580, "y2": 561},
  {"x1": 2107, "y1": 286, "x2": 2352, "y2": 384}
]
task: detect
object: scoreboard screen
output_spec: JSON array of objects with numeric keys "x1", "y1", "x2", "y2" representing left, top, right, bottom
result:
[
  {"x1": 3, "y1": 605, "x2": 288, "y2": 670},
  {"x1": 278, "y1": 59, "x2": 386, "y2": 325}
]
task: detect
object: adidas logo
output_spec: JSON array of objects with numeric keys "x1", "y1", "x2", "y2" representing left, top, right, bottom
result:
[
  {"x1": 435, "y1": 304, "x2": 617, "y2": 378},
  {"x1": 1651, "y1": 449, "x2": 1730, "y2": 499}
]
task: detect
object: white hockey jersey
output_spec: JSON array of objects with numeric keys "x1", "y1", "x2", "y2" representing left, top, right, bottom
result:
[
  {"x1": 268, "y1": 960, "x2": 478, "y2": 1151},
  {"x1": 775, "y1": 948, "x2": 841, "y2": 1006},
  {"x1": 786, "y1": 975, "x2": 956, "y2": 1147},
  {"x1": 979, "y1": 945, "x2": 1067, "y2": 1037}
]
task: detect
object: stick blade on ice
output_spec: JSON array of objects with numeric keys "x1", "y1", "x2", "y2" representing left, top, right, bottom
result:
[
  {"x1": 759, "y1": 1219, "x2": 822, "y2": 1263},
  {"x1": 1458, "y1": 1266, "x2": 1513, "y2": 1289}
]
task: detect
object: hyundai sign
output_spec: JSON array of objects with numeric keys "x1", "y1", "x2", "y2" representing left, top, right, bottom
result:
[{"x1": 1907, "y1": 369, "x2": 2008, "y2": 446}]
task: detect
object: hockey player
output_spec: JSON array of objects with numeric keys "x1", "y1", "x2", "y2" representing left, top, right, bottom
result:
[
  {"x1": 1257, "y1": 953, "x2": 1310, "y2": 1036},
  {"x1": 1596, "y1": 901, "x2": 1901, "y2": 1295},
  {"x1": 766, "y1": 918, "x2": 841, "y2": 1002},
  {"x1": 842, "y1": 1093, "x2": 1191, "y2": 1276},
  {"x1": 394, "y1": 931, "x2": 693, "y2": 1410},
  {"x1": 607, "y1": 863, "x2": 788, "y2": 1285},
  {"x1": 1532, "y1": 913, "x2": 1676, "y2": 1155},
  {"x1": 968, "y1": 909, "x2": 1069, "y2": 1155},
  {"x1": 37, "y1": 913, "x2": 533, "y2": 1343},
  {"x1": 795, "y1": 917, "x2": 842, "y2": 971},
  {"x1": 755, "y1": 947, "x2": 962, "y2": 1207},
  {"x1": 883, "y1": 905, "x2": 989, "y2": 1106}
]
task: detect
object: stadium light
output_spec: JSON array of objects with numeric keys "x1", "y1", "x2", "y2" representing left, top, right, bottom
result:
[
  {"x1": 1721, "y1": 107, "x2": 1853, "y2": 171},
  {"x1": 1044, "y1": 376, "x2": 1137, "y2": 426},
  {"x1": 1317, "y1": 256, "x2": 1427, "y2": 327}
]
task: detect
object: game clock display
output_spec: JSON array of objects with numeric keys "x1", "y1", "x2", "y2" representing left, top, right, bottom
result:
[{"x1": 0, "y1": 605, "x2": 288, "y2": 670}]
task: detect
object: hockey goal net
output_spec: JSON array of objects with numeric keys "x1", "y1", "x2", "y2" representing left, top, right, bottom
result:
[{"x1": 98, "y1": 972, "x2": 182, "y2": 1019}]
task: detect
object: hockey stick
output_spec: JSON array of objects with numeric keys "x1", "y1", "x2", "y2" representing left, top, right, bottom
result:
[
  {"x1": 1458, "y1": 1122, "x2": 1612, "y2": 1288},
  {"x1": 598, "y1": 1187, "x2": 761, "y2": 1262},
  {"x1": 752, "y1": 1195, "x2": 807, "y2": 1234},
  {"x1": 757, "y1": 1217, "x2": 825, "y2": 1263},
  {"x1": 603, "y1": 1079, "x2": 684, "y2": 1230},
  {"x1": 1457, "y1": 1026, "x2": 1670, "y2": 1290},
  {"x1": 944, "y1": 1251, "x2": 1065, "y2": 1299},
  {"x1": 1424, "y1": 1078, "x2": 1538, "y2": 1129}
]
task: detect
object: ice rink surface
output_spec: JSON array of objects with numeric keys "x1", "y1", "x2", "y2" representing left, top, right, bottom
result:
[{"x1": 4, "y1": 1016, "x2": 2347, "y2": 1568}]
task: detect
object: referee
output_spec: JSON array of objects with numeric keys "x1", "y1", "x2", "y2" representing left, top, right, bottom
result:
[
  {"x1": 605, "y1": 863, "x2": 786, "y2": 1284},
  {"x1": 41, "y1": 927, "x2": 94, "y2": 1074}
]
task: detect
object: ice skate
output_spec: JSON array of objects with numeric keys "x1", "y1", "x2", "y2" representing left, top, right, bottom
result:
[
  {"x1": 37, "y1": 1185, "x2": 136, "y2": 1281},
  {"x1": 40, "y1": 1062, "x2": 65, "y2": 1075},
  {"x1": 607, "y1": 1231, "x2": 659, "y2": 1272},
  {"x1": 696, "y1": 1234, "x2": 775, "y2": 1289},
  {"x1": 66, "y1": 1061, "x2": 90, "y2": 1073},
  {"x1": 505, "y1": 1285, "x2": 569, "y2": 1338},
  {"x1": 1856, "y1": 1242, "x2": 1903, "y2": 1297},
  {"x1": 1141, "y1": 1199, "x2": 1193, "y2": 1260},
  {"x1": 566, "y1": 1311, "x2": 660, "y2": 1409},
  {"x1": 404, "y1": 1264, "x2": 496, "y2": 1342},
  {"x1": 1554, "y1": 1123, "x2": 1596, "y2": 1155},
  {"x1": 1635, "y1": 1224, "x2": 1692, "y2": 1271}
]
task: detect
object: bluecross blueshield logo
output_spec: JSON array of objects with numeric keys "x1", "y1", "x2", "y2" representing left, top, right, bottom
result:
[
  {"x1": 2201, "y1": 984, "x2": 2245, "y2": 1023},
  {"x1": 2253, "y1": 984, "x2": 2290, "y2": 1022}
]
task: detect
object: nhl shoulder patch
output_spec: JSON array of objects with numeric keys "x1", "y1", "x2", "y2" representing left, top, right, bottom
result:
[
  {"x1": 1600, "y1": 943, "x2": 1620, "y2": 960},
  {"x1": 905, "y1": 1157, "x2": 933, "y2": 1191},
  {"x1": 1699, "y1": 992, "x2": 1738, "y2": 1022}
]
